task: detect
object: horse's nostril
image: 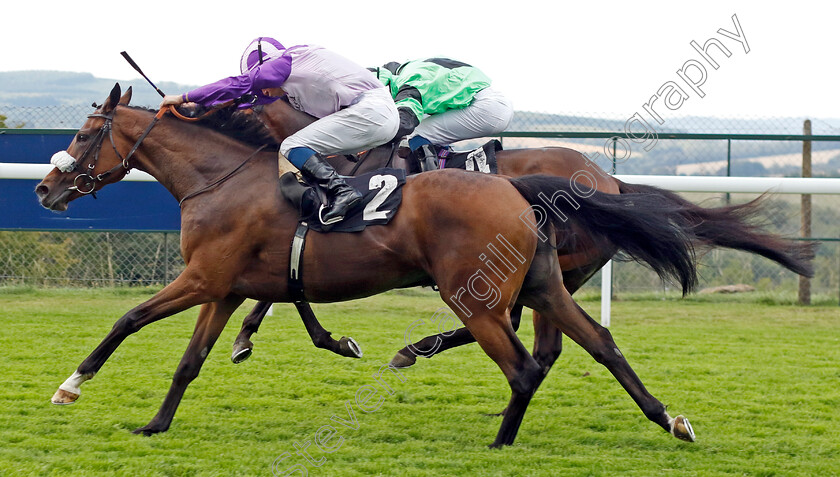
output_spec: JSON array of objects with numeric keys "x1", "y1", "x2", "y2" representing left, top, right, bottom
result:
[{"x1": 35, "y1": 184, "x2": 49, "y2": 198}]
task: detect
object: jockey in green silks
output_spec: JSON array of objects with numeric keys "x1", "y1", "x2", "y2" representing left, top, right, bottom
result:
[{"x1": 371, "y1": 58, "x2": 514, "y2": 171}]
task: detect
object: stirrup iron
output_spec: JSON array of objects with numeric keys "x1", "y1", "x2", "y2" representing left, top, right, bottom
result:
[{"x1": 318, "y1": 204, "x2": 344, "y2": 226}]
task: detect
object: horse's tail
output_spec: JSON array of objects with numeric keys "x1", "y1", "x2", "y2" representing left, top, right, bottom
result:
[
  {"x1": 509, "y1": 175, "x2": 698, "y2": 295},
  {"x1": 617, "y1": 181, "x2": 815, "y2": 277}
]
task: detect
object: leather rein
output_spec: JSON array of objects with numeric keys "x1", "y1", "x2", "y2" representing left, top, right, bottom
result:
[{"x1": 68, "y1": 103, "x2": 265, "y2": 206}]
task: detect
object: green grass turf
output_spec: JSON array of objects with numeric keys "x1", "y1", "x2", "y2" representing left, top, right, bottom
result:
[{"x1": 0, "y1": 287, "x2": 838, "y2": 476}]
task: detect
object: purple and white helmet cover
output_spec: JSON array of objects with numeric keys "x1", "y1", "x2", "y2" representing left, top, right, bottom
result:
[{"x1": 240, "y1": 37, "x2": 286, "y2": 74}]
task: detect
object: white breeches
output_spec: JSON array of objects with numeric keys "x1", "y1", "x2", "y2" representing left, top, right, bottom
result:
[
  {"x1": 280, "y1": 87, "x2": 399, "y2": 157},
  {"x1": 410, "y1": 87, "x2": 514, "y2": 146}
]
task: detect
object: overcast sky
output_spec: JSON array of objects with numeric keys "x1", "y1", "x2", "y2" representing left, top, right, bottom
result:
[{"x1": 3, "y1": 1, "x2": 837, "y2": 121}]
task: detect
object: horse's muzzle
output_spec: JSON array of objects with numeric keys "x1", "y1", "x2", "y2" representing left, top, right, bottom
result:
[{"x1": 35, "y1": 182, "x2": 72, "y2": 211}]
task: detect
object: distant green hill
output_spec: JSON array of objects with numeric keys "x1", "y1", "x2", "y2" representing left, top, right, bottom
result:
[{"x1": 0, "y1": 70, "x2": 197, "y2": 108}]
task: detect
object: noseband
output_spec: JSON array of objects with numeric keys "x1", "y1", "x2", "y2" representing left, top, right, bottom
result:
[{"x1": 66, "y1": 107, "x2": 166, "y2": 195}]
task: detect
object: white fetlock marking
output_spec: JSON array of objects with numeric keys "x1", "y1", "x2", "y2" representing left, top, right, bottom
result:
[{"x1": 58, "y1": 371, "x2": 93, "y2": 395}]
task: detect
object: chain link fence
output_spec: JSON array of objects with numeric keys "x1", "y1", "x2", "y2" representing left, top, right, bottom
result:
[
  {"x1": 0, "y1": 231, "x2": 183, "y2": 287},
  {"x1": 2, "y1": 105, "x2": 839, "y2": 300},
  {"x1": 604, "y1": 193, "x2": 838, "y2": 300}
]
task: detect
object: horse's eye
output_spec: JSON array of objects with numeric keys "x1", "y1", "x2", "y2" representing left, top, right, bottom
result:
[{"x1": 77, "y1": 133, "x2": 89, "y2": 142}]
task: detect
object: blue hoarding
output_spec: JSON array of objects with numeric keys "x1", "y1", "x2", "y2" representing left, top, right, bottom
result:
[{"x1": 1, "y1": 131, "x2": 181, "y2": 231}]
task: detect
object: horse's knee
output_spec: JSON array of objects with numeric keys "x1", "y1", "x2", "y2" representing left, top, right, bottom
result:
[
  {"x1": 533, "y1": 329, "x2": 562, "y2": 368},
  {"x1": 173, "y1": 362, "x2": 202, "y2": 386},
  {"x1": 533, "y1": 350, "x2": 562, "y2": 374},
  {"x1": 508, "y1": 359, "x2": 542, "y2": 395},
  {"x1": 173, "y1": 345, "x2": 215, "y2": 385},
  {"x1": 112, "y1": 312, "x2": 143, "y2": 335}
]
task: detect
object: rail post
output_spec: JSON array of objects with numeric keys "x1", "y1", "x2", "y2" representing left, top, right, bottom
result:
[
  {"x1": 725, "y1": 138, "x2": 732, "y2": 205},
  {"x1": 799, "y1": 120, "x2": 812, "y2": 305}
]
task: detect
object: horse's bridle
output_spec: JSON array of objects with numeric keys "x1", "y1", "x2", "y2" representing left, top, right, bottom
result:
[
  {"x1": 64, "y1": 102, "x2": 267, "y2": 205},
  {"x1": 66, "y1": 107, "x2": 166, "y2": 196}
]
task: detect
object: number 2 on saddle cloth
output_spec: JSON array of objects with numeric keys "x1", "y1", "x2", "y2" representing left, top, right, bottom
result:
[{"x1": 280, "y1": 168, "x2": 406, "y2": 233}]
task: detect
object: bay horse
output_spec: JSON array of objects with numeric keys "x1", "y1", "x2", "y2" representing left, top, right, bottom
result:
[
  {"x1": 35, "y1": 83, "x2": 709, "y2": 446},
  {"x1": 229, "y1": 97, "x2": 816, "y2": 393}
]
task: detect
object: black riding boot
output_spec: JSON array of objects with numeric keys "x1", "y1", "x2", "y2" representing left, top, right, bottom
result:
[{"x1": 300, "y1": 154, "x2": 362, "y2": 225}]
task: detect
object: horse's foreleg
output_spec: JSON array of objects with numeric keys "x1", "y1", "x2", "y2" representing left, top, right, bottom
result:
[
  {"x1": 51, "y1": 272, "x2": 214, "y2": 405},
  {"x1": 389, "y1": 304, "x2": 526, "y2": 368},
  {"x1": 231, "y1": 301, "x2": 362, "y2": 364},
  {"x1": 134, "y1": 294, "x2": 244, "y2": 435}
]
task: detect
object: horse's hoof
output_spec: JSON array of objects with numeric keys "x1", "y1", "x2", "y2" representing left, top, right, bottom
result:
[
  {"x1": 51, "y1": 388, "x2": 79, "y2": 405},
  {"x1": 132, "y1": 424, "x2": 166, "y2": 436},
  {"x1": 389, "y1": 350, "x2": 417, "y2": 368},
  {"x1": 231, "y1": 346, "x2": 253, "y2": 364},
  {"x1": 338, "y1": 337, "x2": 363, "y2": 358},
  {"x1": 670, "y1": 415, "x2": 695, "y2": 442}
]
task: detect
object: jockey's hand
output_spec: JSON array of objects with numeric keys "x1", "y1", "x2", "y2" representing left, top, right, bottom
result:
[
  {"x1": 159, "y1": 94, "x2": 185, "y2": 109},
  {"x1": 391, "y1": 107, "x2": 419, "y2": 143}
]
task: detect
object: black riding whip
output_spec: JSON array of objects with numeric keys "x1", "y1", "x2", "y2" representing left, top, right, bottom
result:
[{"x1": 120, "y1": 51, "x2": 166, "y2": 98}]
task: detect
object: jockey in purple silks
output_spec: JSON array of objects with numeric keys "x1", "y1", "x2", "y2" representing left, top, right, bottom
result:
[{"x1": 161, "y1": 37, "x2": 399, "y2": 225}]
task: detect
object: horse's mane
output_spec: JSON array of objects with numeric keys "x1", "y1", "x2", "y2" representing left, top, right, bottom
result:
[{"x1": 125, "y1": 105, "x2": 280, "y2": 149}]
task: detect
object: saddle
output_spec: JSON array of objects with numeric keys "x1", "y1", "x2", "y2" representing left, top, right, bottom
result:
[
  {"x1": 280, "y1": 140, "x2": 502, "y2": 231},
  {"x1": 346, "y1": 139, "x2": 502, "y2": 175},
  {"x1": 431, "y1": 139, "x2": 501, "y2": 174}
]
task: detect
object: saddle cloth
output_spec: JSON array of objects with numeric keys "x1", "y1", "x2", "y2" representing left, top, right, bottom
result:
[{"x1": 280, "y1": 168, "x2": 406, "y2": 233}]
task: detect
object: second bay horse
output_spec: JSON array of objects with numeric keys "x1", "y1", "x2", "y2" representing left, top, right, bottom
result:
[{"x1": 229, "y1": 97, "x2": 816, "y2": 399}]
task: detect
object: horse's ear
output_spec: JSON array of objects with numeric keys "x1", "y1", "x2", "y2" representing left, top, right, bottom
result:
[
  {"x1": 119, "y1": 86, "x2": 132, "y2": 106},
  {"x1": 102, "y1": 83, "x2": 122, "y2": 112}
]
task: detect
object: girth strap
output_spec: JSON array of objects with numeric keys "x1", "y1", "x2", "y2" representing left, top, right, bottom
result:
[{"x1": 289, "y1": 222, "x2": 309, "y2": 302}]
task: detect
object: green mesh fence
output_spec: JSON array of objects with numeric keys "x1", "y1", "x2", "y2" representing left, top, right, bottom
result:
[{"x1": 2, "y1": 105, "x2": 838, "y2": 298}]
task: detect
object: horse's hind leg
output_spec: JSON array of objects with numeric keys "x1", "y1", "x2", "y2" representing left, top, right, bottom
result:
[
  {"x1": 232, "y1": 300, "x2": 272, "y2": 363},
  {"x1": 232, "y1": 301, "x2": 362, "y2": 363},
  {"x1": 389, "y1": 304, "x2": 526, "y2": 368},
  {"x1": 531, "y1": 282, "x2": 695, "y2": 442},
  {"x1": 293, "y1": 302, "x2": 362, "y2": 358},
  {"x1": 134, "y1": 294, "x2": 245, "y2": 435},
  {"x1": 453, "y1": 308, "x2": 542, "y2": 448}
]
